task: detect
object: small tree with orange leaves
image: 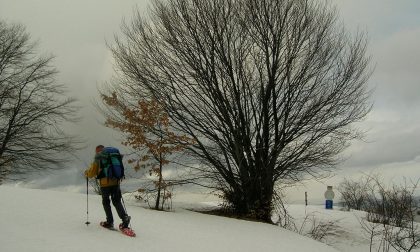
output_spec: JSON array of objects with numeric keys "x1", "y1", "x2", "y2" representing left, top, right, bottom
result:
[{"x1": 102, "y1": 92, "x2": 193, "y2": 210}]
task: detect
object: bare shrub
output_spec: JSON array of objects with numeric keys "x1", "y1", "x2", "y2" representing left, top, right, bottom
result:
[
  {"x1": 357, "y1": 176, "x2": 420, "y2": 252},
  {"x1": 338, "y1": 176, "x2": 372, "y2": 210},
  {"x1": 295, "y1": 213, "x2": 341, "y2": 243},
  {"x1": 134, "y1": 182, "x2": 174, "y2": 211},
  {"x1": 308, "y1": 218, "x2": 340, "y2": 242},
  {"x1": 273, "y1": 190, "x2": 296, "y2": 230},
  {"x1": 338, "y1": 175, "x2": 418, "y2": 228},
  {"x1": 364, "y1": 177, "x2": 418, "y2": 228}
]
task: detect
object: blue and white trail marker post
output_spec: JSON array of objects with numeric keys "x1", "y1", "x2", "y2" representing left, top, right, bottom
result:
[{"x1": 324, "y1": 186, "x2": 335, "y2": 209}]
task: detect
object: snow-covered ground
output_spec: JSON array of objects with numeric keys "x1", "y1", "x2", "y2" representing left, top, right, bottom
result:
[{"x1": 0, "y1": 185, "x2": 418, "y2": 252}]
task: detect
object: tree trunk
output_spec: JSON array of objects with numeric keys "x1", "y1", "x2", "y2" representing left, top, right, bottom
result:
[
  {"x1": 155, "y1": 158, "x2": 163, "y2": 210},
  {"x1": 229, "y1": 163, "x2": 275, "y2": 222}
]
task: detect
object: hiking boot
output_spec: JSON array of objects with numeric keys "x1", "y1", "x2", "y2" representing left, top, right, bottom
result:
[
  {"x1": 100, "y1": 221, "x2": 114, "y2": 229},
  {"x1": 120, "y1": 216, "x2": 131, "y2": 229}
]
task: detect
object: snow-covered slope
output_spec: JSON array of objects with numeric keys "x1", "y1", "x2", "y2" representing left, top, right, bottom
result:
[{"x1": 0, "y1": 186, "x2": 337, "y2": 252}]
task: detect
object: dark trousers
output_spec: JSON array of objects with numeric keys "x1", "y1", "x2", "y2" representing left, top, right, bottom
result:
[{"x1": 101, "y1": 185, "x2": 127, "y2": 224}]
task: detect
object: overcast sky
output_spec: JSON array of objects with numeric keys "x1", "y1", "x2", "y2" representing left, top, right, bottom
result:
[{"x1": 1, "y1": 0, "x2": 419, "y2": 200}]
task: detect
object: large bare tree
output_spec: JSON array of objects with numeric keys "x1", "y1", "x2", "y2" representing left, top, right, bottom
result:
[
  {"x1": 106, "y1": 0, "x2": 372, "y2": 222},
  {"x1": 0, "y1": 21, "x2": 78, "y2": 183}
]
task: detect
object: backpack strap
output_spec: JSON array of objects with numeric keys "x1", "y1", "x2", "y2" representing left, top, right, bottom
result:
[{"x1": 95, "y1": 154, "x2": 105, "y2": 179}]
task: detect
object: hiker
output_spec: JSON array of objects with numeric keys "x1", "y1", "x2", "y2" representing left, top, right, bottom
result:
[{"x1": 85, "y1": 145, "x2": 131, "y2": 230}]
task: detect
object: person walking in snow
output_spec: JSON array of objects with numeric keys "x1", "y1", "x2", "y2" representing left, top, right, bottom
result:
[{"x1": 85, "y1": 145, "x2": 131, "y2": 230}]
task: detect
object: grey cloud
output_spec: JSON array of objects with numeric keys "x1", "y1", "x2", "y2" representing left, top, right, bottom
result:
[
  {"x1": 370, "y1": 28, "x2": 420, "y2": 105},
  {"x1": 342, "y1": 125, "x2": 420, "y2": 168},
  {"x1": 1, "y1": 0, "x2": 420, "y2": 195}
]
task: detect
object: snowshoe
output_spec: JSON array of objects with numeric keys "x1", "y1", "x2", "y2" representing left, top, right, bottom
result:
[
  {"x1": 100, "y1": 221, "x2": 115, "y2": 230},
  {"x1": 119, "y1": 223, "x2": 136, "y2": 237}
]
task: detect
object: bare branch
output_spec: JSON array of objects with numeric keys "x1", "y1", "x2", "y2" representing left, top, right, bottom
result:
[
  {"x1": 0, "y1": 20, "x2": 79, "y2": 182},
  {"x1": 103, "y1": 0, "x2": 372, "y2": 222}
]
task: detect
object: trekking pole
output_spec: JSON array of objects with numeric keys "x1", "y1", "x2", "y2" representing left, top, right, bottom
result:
[
  {"x1": 121, "y1": 192, "x2": 132, "y2": 228},
  {"x1": 85, "y1": 177, "x2": 91, "y2": 226}
]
